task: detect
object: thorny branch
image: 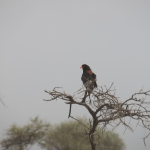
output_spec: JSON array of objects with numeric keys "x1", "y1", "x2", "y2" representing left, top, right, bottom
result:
[{"x1": 44, "y1": 84, "x2": 150, "y2": 149}]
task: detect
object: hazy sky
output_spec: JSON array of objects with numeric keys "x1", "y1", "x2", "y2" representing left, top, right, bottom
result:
[{"x1": 0, "y1": 0, "x2": 150, "y2": 150}]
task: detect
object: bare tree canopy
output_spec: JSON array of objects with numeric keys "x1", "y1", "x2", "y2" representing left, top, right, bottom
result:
[{"x1": 44, "y1": 84, "x2": 150, "y2": 150}]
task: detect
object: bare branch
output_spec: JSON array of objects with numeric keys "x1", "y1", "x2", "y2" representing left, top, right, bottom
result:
[{"x1": 44, "y1": 85, "x2": 150, "y2": 150}]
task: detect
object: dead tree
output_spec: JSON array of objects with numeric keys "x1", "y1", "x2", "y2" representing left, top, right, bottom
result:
[{"x1": 44, "y1": 84, "x2": 150, "y2": 150}]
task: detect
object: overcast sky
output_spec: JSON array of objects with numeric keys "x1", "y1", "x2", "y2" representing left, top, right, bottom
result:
[{"x1": 0, "y1": 0, "x2": 150, "y2": 150}]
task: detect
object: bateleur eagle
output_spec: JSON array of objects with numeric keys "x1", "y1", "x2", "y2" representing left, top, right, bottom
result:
[{"x1": 80, "y1": 64, "x2": 97, "y2": 92}]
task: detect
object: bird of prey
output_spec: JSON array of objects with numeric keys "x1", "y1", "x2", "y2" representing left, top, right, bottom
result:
[{"x1": 80, "y1": 64, "x2": 97, "y2": 92}]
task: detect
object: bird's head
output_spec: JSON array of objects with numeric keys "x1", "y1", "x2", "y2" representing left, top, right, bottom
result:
[{"x1": 80, "y1": 64, "x2": 91, "y2": 73}]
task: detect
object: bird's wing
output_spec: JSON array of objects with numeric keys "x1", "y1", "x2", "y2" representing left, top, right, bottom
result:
[
  {"x1": 87, "y1": 69, "x2": 93, "y2": 75},
  {"x1": 81, "y1": 72, "x2": 97, "y2": 89},
  {"x1": 81, "y1": 73, "x2": 91, "y2": 83},
  {"x1": 91, "y1": 73, "x2": 96, "y2": 81},
  {"x1": 92, "y1": 73, "x2": 97, "y2": 88}
]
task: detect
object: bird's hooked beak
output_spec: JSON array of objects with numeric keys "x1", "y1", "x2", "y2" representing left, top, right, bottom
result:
[{"x1": 80, "y1": 66, "x2": 83, "y2": 69}]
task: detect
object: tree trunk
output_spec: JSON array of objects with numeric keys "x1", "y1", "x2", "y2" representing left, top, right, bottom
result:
[
  {"x1": 89, "y1": 118, "x2": 98, "y2": 150},
  {"x1": 89, "y1": 136, "x2": 96, "y2": 150}
]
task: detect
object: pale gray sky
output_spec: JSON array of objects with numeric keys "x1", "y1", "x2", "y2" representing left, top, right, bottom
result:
[{"x1": 0, "y1": 0, "x2": 150, "y2": 150}]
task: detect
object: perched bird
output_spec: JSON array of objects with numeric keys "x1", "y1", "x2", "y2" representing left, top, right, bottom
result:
[{"x1": 80, "y1": 64, "x2": 97, "y2": 92}]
